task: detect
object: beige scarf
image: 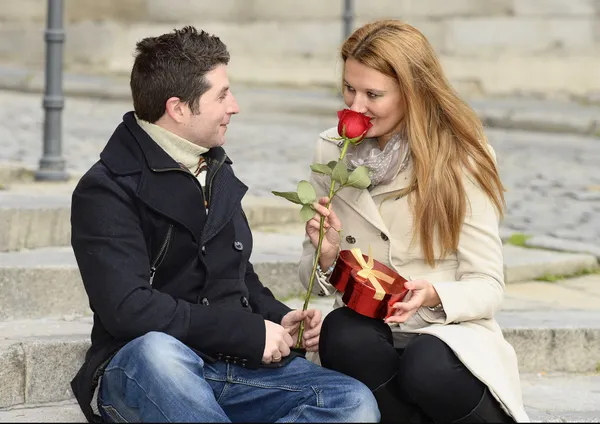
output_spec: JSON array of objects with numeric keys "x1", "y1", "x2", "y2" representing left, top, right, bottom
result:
[{"x1": 136, "y1": 116, "x2": 209, "y2": 185}]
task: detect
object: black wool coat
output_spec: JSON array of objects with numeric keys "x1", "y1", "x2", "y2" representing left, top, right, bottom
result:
[{"x1": 70, "y1": 112, "x2": 292, "y2": 422}]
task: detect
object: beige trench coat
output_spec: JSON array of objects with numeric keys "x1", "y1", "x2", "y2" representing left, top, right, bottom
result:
[{"x1": 299, "y1": 127, "x2": 529, "y2": 422}]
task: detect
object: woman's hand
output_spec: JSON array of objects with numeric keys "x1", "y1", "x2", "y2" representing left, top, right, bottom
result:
[
  {"x1": 305, "y1": 197, "x2": 341, "y2": 269},
  {"x1": 384, "y1": 280, "x2": 441, "y2": 324}
]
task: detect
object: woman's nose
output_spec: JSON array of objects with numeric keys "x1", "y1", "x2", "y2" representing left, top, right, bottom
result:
[{"x1": 349, "y1": 97, "x2": 368, "y2": 114}]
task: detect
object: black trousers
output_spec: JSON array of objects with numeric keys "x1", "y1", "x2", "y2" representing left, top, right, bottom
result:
[{"x1": 319, "y1": 307, "x2": 515, "y2": 423}]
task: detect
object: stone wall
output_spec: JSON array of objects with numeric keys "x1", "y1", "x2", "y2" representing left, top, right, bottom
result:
[{"x1": 1, "y1": 0, "x2": 599, "y2": 98}]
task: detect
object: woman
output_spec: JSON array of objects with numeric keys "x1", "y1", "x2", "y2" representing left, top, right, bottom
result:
[{"x1": 299, "y1": 20, "x2": 528, "y2": 423}]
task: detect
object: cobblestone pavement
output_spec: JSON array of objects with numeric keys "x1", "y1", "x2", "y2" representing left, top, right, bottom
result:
[{"x1": 2, "y1": 90, "x2": 600, "y2": 245}]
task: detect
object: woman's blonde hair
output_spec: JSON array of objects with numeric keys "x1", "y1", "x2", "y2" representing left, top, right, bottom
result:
[{"x1": 341, "y1": 20, "x2": 505, "y2": 266}]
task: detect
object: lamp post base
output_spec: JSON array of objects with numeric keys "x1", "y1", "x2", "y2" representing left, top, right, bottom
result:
[{"x1": 35, "y1": 156, "x2": 69, "y2": 181}]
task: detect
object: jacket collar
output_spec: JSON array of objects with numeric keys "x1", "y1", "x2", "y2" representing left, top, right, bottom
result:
[
  {"x1": 99, "y1": 112, "x2": 242, "y2": 245},
  {"x1": 100, "y1": 111, "x2": 232, "y2": 175}
]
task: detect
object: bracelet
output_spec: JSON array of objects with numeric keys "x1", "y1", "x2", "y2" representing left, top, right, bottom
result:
[
  {"x1": 315, "y1": 249, "x2": 340, "y2": 279},
  {"x1": 316, "y1": 261, "x2": 336, "y2": 277},
  {"x1": 427, "y1": 303, "x2": 444, "y2": 312}
]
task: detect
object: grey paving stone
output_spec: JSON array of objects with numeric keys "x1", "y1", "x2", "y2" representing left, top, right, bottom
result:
[
  {"x1": 525, "y1": 235, "x2": 600, "y2": 259},
  {"x1": 502, "y1": 245, "x2": 598, "y2": 283}
]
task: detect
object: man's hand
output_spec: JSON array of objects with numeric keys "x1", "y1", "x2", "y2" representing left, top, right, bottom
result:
[
  {"x1": 281, "y1": 309, "x2": 323, "y2": 352},
  {"x1": 384, "y1": 280, "x2": 441, "y2": 324},
  {"x1": 263, "y1": 320, "x2": 294, "y2": 364}
]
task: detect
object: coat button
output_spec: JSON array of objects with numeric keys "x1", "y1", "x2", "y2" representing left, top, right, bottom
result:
[
  {"x1": 345, "y1": 235, "x2": 356, "y2": 244},
  {"x1": 201, "y1": 297, "x2": 210, "y2": 306},
  {"x1": 201, "y1": 245, "x2": 207, "y2": 255},
  {"x1": 240, "y1": 296, "x2": 249, "y2": 307},
  {"x1": 380, "y1": 232, "x2": 389, "y2": 242},
  {"x1": 233, "y1": 241, "x2": 244, "y2": 251}
]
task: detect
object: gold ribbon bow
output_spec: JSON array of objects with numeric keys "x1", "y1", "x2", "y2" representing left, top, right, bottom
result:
[{"x1": 350, "y1": 246, "x2": 395, "y2": 300}]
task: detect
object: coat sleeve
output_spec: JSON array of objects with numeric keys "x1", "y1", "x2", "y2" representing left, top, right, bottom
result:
[
  {"x1": 244, "y1": 261, "x2": 292, "y2": 323},
  {"x1": 298, "y1": 139, "x2": 338, "y2": 297},
  {"x1": 71, "y1": 168, "x2": 267, "y2": 368},
  {"x1": 420, "y1": 148, "x2": 505, "y2": 325}
]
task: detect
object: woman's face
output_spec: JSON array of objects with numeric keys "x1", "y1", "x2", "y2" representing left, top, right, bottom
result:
[{"x1": 342, "y1": 58, "x2": 406, "y2": 147}]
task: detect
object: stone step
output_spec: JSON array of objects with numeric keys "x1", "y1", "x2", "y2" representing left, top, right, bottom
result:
[
  {"x1": 0, "y1": 241, "x2": 598, "y2": 320},
  {"x1": 2, "y1": 373, "x2": 600, "y2": 423},
  {"x1": 0, "y1": 182, "x2": 304, "y2": 252},
  {"x1": 0, "y1": 309, "x2": 599, "y2": 414}
]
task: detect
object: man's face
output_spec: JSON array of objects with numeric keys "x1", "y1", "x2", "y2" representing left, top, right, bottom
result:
[{"x1": 182, "y1": 64, "x2": 240, "y2": 148}]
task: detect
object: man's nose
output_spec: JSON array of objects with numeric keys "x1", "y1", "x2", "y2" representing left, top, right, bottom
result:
[{"x1": 229, "y1": 94, "x2": 240, "y2": 114}]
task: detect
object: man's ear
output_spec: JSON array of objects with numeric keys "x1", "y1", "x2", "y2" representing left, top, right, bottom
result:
[{"x1": 165, "y1": 97, "x2": 188, "y2": 124}]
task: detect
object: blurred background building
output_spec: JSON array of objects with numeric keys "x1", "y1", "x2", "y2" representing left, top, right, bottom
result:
[{"x1": 1, "y1": 0, "x2": 599, "y2": 101}]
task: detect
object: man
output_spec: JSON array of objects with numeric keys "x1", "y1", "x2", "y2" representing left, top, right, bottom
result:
[{"x1": 70, "y1": 26, "x2": 379, "y2": 423}]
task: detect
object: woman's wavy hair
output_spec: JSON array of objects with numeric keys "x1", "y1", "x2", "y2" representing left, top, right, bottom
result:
[{"x1": 341, "y1": 20, "x2": 505, "y2": 266}]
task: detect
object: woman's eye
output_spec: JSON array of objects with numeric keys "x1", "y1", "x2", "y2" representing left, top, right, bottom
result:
[
  {"x1": 367, "y1": 92, "x2": 379, "y2": 99},
  {"x1": 345, "y1": 86, "x2": 355, "y2": 92}
]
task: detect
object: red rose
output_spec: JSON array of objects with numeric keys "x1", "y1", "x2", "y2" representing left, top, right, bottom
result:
[{"x1": 337, "y1": 109, "x2": 373, "y2": 143}]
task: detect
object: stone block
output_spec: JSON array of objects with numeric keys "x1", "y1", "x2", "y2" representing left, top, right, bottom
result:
[
  {"x1": 0, "y1": 207, "x2": 71, "y2": 252},
  {"x1": 65, "y1": 20, "x2": 125, "y2": 68},
  {"x1": 102, "y1": 23, "x2": 173, "y2": 73},
  {"x1": 525, "y1": 235, "x2": 600, "y2": 259},
  {"x1": 164, "y1": 21, "x2": 341, "y2": 60},
  {"x1": 252, "y1": 0, "x2": 342, "y2": 20},
  {"x1": 0, "y1": 24, "x2": 45, "y2": 66},
  {"x1": 0, "y1": 401, "x2": 85, "y2": 422},
  {"x1": 0, "y1": 344, "x2": 25, "y2": 408},
  {"x1": 507, "y1": 108, "x2": 596, "y2": 134},
  {"x1": 471, "y1": 104, "x2": 512, "y2": 129},
  {"x1": 502, "y1": 244, "x2": 598, "y2": 283},
  {"x1": 65, "y1": 0, "x2": 146, "y2": 23},
  {"x1": 226, "y1": 54, "x2": 338, "y2": 88},
  {"x1": 22, "y1": 339, "x2": 89, "y2": 404},
  {"x1": 0, "y1": 262, "x2": 89, "y2": 321},
  {"x1": 513, "y1": 0, "x2": 597, "y2": 16},
  {"x1": 144, "y1": 0, "x2": 253, "y2": 23},
  {"x1": 445, "y1": 18, "x2": 540, "y2": 54},
  {"x1": 353, "y1": 18, "x2": 447, "y2": 52},
  {"x1": 545, "y1": 19, "x2": 597, "y2": 51},
  {"x1": 355, "y1": 0, "x2": 512, "y2": 19},
  {"x1": 445, "y1": 18, "x2": 595, "y2": 54},
  {"x1": 253, "y1": 262, "x2": 305, "y2": 299},
  {"x1": 242, "y1": 196, "x2": 303, "y2": 227},
  {"x1": 503, "y1": 328, "x2": 600, "y2": 373},
  {"x1": 504, "y1": 281, "x2": 600, "y2": 310},
  {"x1": 441, "y1": 54, "x2": 600, "y2": 97},
  {"x1": 0, "y1": 0, "x2": 46, "y2": 23}
]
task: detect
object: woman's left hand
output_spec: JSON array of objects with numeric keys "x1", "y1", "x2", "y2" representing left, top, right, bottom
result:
[{"x1": 384, "y1": 279, "x2": 440, "y2": 324}]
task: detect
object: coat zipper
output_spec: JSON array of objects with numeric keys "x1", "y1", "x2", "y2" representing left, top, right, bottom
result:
[
  {"x1": 149, "y1": 224, "x2": 173, "y2": 285},
  {"x1": 147, "y1": 156, "x2": 226, "y2": 281},
  {"x1": 205, "y1": 154, "x2": 228, "y2": 209}
]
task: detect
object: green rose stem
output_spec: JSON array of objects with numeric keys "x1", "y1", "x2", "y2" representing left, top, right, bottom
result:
[{"x1": 295, "y1": 136, "x2": 355, "y2": 349}]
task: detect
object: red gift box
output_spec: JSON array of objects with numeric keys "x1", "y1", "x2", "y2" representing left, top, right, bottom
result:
[{"x1": 330, "y1": 248, "x2": 408, "y2": 320}]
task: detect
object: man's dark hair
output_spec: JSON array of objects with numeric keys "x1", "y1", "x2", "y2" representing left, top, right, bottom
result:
[{"x1": 130, "y1": 26, "x2": 230, "y2": 123}]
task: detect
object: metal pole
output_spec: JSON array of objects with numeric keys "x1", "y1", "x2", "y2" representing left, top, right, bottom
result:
[
  {"x1": 342, "y1": 0, "x2": 354, "y2": 41},
  {"x1": 35, "y1": 0, "x2": 68, "y2": 181}
]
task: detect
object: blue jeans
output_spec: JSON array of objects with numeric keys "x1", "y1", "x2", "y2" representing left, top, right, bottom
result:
[{"x1": 98, "y1": 332, "x2": 380, "y2": 422}]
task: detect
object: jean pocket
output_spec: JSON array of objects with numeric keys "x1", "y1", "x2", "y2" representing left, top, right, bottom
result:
[{"x1": 100, "y1": 404, "x2": 130, "y2": 423}]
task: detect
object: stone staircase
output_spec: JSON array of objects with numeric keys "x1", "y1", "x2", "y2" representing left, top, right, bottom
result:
[{"x1": 1, "y1": 174, "x2": 600, "y2": 421}]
